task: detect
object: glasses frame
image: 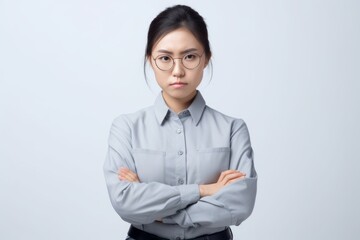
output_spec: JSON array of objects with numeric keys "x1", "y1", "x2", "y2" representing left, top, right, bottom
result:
[{"x1": 152, "y1": 51, "x2": 204, "y2": 71}]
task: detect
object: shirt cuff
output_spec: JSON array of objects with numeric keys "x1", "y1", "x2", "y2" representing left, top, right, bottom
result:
[{"x1": 175, "y1": 184, "x2": 200, "y2": 209}]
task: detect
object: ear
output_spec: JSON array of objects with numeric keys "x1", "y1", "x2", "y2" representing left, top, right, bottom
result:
[{"x1": 203, "y1": 55, "x2": 211, "y2": 69}]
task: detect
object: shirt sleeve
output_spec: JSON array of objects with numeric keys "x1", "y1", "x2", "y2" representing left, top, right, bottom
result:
[
  {"x1": 103, "y1": 115, "x2": 200, "y2": 225},
  {"x1": 162, "y1": 119, "x2": 257, "y2": 228}
]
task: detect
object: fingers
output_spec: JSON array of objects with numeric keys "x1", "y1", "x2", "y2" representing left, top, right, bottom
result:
[
  {"x1": 218, "y1": 170, "x2": 238, "y2": 182},
  {"x1": 221, "y1": 172, "x2": 245, "y2": 185},
  {"x1": 226, "y1": 175, "x2": 246, "y2": 185},
  {"x1": 119, "y1": 169, "x2": 138, "y2": 182},
  {"x1": 118, "y1": 168, "x2": 140, "y2": 182},
  {"x1": 218, "y1": 170, "x2": 246, "y2": 183}
]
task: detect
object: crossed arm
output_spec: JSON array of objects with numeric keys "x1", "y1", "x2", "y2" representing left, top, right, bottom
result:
[{"x1": 119, "y1": 168, "x2": 246, "y2": 197}]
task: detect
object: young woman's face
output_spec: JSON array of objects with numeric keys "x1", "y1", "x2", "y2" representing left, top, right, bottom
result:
[{"x1": 150, "y1": 28, "x2": 208, "y2": 104}]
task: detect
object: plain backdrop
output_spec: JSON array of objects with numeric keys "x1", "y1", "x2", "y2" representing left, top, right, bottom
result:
[{"x1": 1, "y1": 0, "x2": 359, "y2": 239}]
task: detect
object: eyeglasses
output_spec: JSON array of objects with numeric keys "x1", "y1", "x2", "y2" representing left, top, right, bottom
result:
[{"x1": 152, "y1": 52, "x2": 204, "y2": 71}]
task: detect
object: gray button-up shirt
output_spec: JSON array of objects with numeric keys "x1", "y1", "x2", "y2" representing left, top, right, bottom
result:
[{"x1": 103, "y1": 91, "x2": 257, "y2": 240}]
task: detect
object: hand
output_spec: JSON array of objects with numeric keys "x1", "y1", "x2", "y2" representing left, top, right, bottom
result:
[
  {"x1": 199, "y1": 170, "x2": 246, "y2": 197},
  {"x1": 118, "y1": 167, "x2": 140, "y2": 183}
]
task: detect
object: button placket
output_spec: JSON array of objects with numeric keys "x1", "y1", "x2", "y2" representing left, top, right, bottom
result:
[{"x1": 174, "y1": 121, "x2": 186, "y2": 186}]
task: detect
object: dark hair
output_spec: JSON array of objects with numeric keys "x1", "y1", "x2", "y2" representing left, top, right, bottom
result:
[{"x1": 144, "y1": 5, "x2": 212, "y2": 82}]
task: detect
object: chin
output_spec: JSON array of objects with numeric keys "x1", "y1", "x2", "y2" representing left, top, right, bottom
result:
[{"x1": 169, "y1": 90, "x2": 196, "y2": 100}]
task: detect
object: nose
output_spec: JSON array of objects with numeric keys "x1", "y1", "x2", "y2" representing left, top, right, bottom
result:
[{"x1": 172, "y1": 58, "x2": 185, "y2": 78}]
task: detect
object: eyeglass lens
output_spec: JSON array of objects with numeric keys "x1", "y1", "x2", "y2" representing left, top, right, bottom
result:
[{"x1": 154, "y1": 53, "x2": 201, "y2": 71}]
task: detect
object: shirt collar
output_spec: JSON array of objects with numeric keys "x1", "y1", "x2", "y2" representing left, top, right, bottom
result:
[{"x1": 154, "y1": 90, "x2": 206, "y2": 126}]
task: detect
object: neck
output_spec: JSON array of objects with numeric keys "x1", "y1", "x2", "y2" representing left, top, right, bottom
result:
[{"x1": 162, "y1": 91, "x2": 197, "y2": 114}]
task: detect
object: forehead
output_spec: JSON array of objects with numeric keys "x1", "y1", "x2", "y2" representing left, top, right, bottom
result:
[{"x1": 152, "y1": 28, "x2": 203, "y2": 53}]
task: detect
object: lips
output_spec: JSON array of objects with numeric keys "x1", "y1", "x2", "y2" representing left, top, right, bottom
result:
[
  {"x1": 170, "y1": 82, "x2": 188, "y2": 89},
  {"x1": 170, "y1": 82, "x2": 187, "y2": 86}
]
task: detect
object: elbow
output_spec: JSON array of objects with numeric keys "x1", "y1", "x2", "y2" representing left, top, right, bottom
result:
[
  {"x1": 110, "y1": 192, "x2": 154, "y2": 225},
  {"x1": 111, "y1": 199, "x2": 153, "y2": 225},
  {"x1": 234, "y1": 190, "x2": 257, "y2": 226},
  {"x1": 233, "y1": 202, "x2": 256, "y2": 226}
]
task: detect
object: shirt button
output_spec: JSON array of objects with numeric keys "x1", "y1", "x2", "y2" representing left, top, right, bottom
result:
[
  {"x1": 176, "y1": 129, "x2": 182, "y2": 134},
  {"x1": 178, "y1": 179, "x2": 184, "y2": 184},
  {"x1": 178, "y1": 150, "x2": 183, "y2": 155}
]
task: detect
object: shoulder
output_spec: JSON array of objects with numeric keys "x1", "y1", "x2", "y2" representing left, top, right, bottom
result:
[
  {"x1": 203, "y1": 106, "x2": 250, "y2": 139},
  {"x1": 108, "y1": 106, "x2": 155, "y2": 144},
  {"x1": 112, "y1": 106, "x2": 155, "y2": 127},
  {"x1": 204, "y1": 105, "x2": 246, "y2": 127}
]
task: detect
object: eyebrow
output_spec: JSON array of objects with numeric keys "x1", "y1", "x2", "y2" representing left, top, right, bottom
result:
[{"x1": 156, "y1": 48, "x2": 199, "y2": 55}]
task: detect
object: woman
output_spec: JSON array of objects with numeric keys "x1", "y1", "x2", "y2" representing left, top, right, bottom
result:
[{"x1": 104, "y1": 5, "x2": 257, "y2": 240}]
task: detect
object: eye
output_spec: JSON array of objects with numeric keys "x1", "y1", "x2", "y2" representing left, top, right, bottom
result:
[
  {"x1": 184, "y1": 54, "x2": 198, "y2": 61},
  {"x1": 157, "y1": 55, "x2": 172, "y2": 63}
]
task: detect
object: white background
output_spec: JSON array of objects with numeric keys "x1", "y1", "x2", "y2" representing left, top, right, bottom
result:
[{"x1": 1, "y1": 0, "x2": 359, "y2": 239}]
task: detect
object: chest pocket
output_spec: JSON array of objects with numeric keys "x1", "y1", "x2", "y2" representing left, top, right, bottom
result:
[
  {"x1": 132, "y1": 148, "x2": 166, "y2": 183},
  {"x1": 196, "y1": 147, "x2": 231, "y2": 184}
]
